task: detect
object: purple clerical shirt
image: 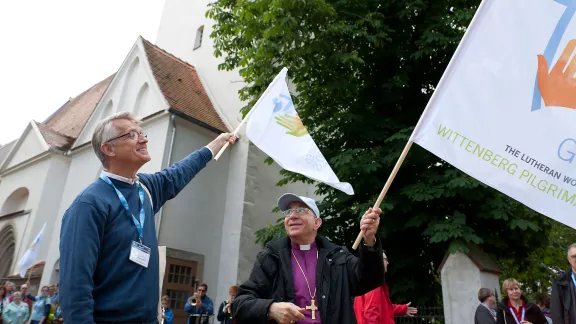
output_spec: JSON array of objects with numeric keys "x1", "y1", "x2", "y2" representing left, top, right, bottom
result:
[{"x1": 291, "y1": 241, "x2": 321, "y2": 324}]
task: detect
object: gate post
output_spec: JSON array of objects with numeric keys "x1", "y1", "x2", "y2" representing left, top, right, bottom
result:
[{"x1": 438, "y1": 244, "x2": 501, "y2": 324}]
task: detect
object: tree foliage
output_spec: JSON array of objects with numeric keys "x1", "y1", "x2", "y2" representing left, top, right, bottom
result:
[{"x1": 207, "y1": 0, "x2": 574, "y2": 305}]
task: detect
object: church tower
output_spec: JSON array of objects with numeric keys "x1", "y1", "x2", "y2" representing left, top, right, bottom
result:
[
  {"x1": 155, "y1": 0, "x2": 316, "y2": 307},
  {"x1": 155, "y1": 0, "x2": 245, "y2": 128}
]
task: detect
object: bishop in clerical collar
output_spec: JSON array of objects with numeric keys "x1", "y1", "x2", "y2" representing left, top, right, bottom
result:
[{"x1": 232, "y1": 193, "x2": 386, "y2": 324}]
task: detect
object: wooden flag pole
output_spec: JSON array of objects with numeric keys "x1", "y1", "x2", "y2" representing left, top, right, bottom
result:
[
  {"x1": 26, "y1": 266, "x2": 33, "y2": 284},
  {"x1": 352, "y1": 140, "x2": 414, "y2": 250}
]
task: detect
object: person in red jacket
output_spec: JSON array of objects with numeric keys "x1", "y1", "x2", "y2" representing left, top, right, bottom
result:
[{"x1": 353, "y1": 252, "x2": 417, "y2": 324}]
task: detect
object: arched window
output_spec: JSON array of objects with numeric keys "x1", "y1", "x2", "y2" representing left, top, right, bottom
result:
[
  {"x1": 1, "y1": 187, "x2": 29, "y2": 216},
  {"x1": 0, "y1": 225, "x2": 16, "y2": 278},
  {"x1": 133, "y1": 83, "x2": 149, "y2": 117},
  {"x1": 49, "y1": 258, "x2": 60, "y2": 284}
]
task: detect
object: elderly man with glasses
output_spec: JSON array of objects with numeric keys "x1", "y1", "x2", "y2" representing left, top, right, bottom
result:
[
  {"x1": 232, "y1": 193, "x2": 385, "y2": 324},
  {"x1": 59, "y1": 112, "x2": 237, "y2": 324}
]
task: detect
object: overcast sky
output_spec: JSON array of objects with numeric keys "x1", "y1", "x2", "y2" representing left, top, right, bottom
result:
[{"x1": 0, "y1": 0, "x2": 166, "y2": 145}]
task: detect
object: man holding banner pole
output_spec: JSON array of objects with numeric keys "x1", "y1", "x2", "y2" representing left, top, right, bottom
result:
[
  {"x1": 59, "y1": 111, "x2": 237, "y2": 324},
  {"x1": 232, "y1": 193, "x2": 384, "y2": 324}
]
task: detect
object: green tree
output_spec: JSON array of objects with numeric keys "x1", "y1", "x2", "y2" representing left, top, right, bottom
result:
[
  {"x1": 207, "y1": 0, "x2": 568, "y2": 305},
  {"x1": 498, "y1": 220, "x2": 576, "y2": 298}
]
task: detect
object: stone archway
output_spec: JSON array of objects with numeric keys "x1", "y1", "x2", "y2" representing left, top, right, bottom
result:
[{"x1": 0, "y1": 225, "x2": 16, "y2": 278}]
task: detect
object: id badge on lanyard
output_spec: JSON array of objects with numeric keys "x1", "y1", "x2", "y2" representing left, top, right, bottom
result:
[{"x1": 100, "y1": 173, "x2": 150, "y2": 268}]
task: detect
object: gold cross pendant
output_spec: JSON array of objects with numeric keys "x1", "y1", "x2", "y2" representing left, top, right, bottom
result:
[{"x1": 305, "y1": 299, "x2": 318, "y2": 320}]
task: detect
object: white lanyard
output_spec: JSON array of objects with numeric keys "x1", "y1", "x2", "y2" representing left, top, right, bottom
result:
[
  {"x1": 481, "y1": 303, "x2": 495, "y2": 317},
  {"x1": 509, "y1": 306, "x2": 525, "y2": 324}
]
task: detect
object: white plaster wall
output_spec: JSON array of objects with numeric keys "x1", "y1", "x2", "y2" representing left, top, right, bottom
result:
[
  {"x1": 135, "y1": 114, "x2": 172, "y2": 175},
  {"x1": 6, "y1": 127, "x2": 47, "y2": 170},
  {"x1": 441, "y1": 253, "x2": 483, "y2": 324},
  {"x1": 41, "y1": 146, "x2": 103, "y2": 286},
  {"x1": 0, "y1": 156, "x2": 54, "y2": 275},
  {"x1": 75, "y1": 41, "x2": 169, "y2": 147},
  {"x1": 41, "y1": 114, "x2": 171, "y2": 285},
  {"x1": 156, "y1": 1, "x2": 318, "y2": 305},
  {"x1": 215, "y1": 137, "x2": 248, "y2": 306},
  {"x1": 157, "y1": 117, "x2": 231, "y2": 304},
  {"x1": 25, "y1": 156, "x2": 70, "y2": 265},
  {"x1": 479, "y1": 271, "x2": 502, "y2": 301},
  {"x1": 155, "y1": 0, "x2": 245, "y2": 128}
]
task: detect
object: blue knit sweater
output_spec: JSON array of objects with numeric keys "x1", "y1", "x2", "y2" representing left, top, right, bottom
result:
[{"x1": 59, "y1": 147, "x2": 213, "y2": 323}]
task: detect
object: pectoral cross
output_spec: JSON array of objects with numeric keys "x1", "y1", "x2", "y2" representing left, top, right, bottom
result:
[{"x1": 306, "y1": 299, "x2": 318, "y2": 320}]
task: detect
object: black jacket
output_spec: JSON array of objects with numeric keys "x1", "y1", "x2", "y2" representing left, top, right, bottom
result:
[
  {"x1": 552, "y1": 269, "x2": 576, "y2": 324},
  {"x1": 232, "y1": 235, "x2": 385, "y2": 324},
  {"x1": 217, "y1": 300, "x2": 233, "y2": 324},
  {"x1": 496, "y1": 296, "x2": 547, "y2": 324},
  {"x1": 475, "y1": 304, "x2": 496, "y2": 324}
]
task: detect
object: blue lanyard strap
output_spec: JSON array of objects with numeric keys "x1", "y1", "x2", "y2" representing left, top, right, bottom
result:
[
  {"x1": 509, "y1": 306, "x2": 525, "y2": 324},
  {"x1": 572, "y1": 272, "x2": 576, "y2": 287},
  {"x1": 100, "y1": 174, "x2": 145, "y2": 241}
]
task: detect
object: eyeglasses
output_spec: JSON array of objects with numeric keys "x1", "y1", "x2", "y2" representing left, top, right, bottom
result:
[
  {"x1": 282, "y1": 208, "x2": 312, "y2": 217},
  {"x1": 105, "y1": 131, "x2": 147, "y2": 143}
]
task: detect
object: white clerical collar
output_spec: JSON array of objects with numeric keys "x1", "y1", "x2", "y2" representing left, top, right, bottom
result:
[
  {"x1": 101, "y1": 171, "x2": 139, "y2": 185},
  {"x1": 299, "y1": 244, "x2": 311, "y2": 251},
  {"x1": 291, "y1": 240, "x2": 316, "y2": 251}
]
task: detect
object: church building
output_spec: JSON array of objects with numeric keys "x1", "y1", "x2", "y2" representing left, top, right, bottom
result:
[{"x1": 0, "y1": 1, "x2": 314, "y2": 322}]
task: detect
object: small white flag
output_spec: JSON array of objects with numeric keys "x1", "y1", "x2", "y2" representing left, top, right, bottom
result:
[
  {"x1": 246, "y1": 68, "x2": 354, "y2": 195},
  {"x1": 17, "y1": 222, "x2": 46, "y2": 278}
]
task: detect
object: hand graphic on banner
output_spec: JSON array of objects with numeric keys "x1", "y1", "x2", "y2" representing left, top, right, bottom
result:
[
  {"x1": 275, "y1": 114, "x2": 309, "y2": 137},
  {"x1": 537, "y1": 39, "x2": 576, "y2": 109}
]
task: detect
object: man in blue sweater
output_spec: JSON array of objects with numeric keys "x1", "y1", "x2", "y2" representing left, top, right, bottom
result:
[{"x1": 59, "y1": 111, "x2": 236, "y2": 324}]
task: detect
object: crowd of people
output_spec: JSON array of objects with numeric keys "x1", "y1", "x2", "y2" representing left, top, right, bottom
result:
[
  {"x1": 474, "y1": 243, "x2": 576, "y2": 324},
  {"x1": 0, "y1": 281, "x2": 62, "y2": 324},
  {"x1": 178, "y1": 284, "x2": 236, "y2": 324},
  {"x1": 44, "y1": 110, "x2": 576, "y2": 324}
]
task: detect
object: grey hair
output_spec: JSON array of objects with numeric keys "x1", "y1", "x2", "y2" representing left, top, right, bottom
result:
[
  {"x1": 12, "y1": 291, "x2": 22, "y2": 298},
  {"x1": 92, "y1": 111, "x2": 141, "y2": 167},
  {"x1": 568, "y1": 243, "x2": 576, "y2": 256}
]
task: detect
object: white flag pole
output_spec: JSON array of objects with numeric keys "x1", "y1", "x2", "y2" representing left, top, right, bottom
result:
[
  {"x1": 213, "y1": 108, "x2": 254, "y2": 161},
  {"x1": 213, "y1": 68, "x2": 289, "y2": 161}
]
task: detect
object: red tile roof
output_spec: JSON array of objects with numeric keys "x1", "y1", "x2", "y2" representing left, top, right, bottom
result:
[
  {"x1": 34, "y1": 122, "x2": 75, "y2": 151},
  {"x1": 44, "y1": 75, "x2": 114, "y2": 138},
  {"x1": 27, "y1": 37, "x2": 227, "y2": 153},
  {"x1": 6, "y1": 261, "x2": 45, "y2": 279},
  {"x1": 142, "y1": 38, "x2": 229, "y2": 133}
]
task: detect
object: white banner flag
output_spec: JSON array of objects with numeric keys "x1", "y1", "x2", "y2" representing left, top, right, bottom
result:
[
  {"x1": 411, "y1": 0, "x2": 576, "y2": 228},
  {"x1": 246, "y1": 68, "x2": 354, "y2": 195},
  {"x1": 17, "y1": 222, "x2": 46, "y2": 277}
]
